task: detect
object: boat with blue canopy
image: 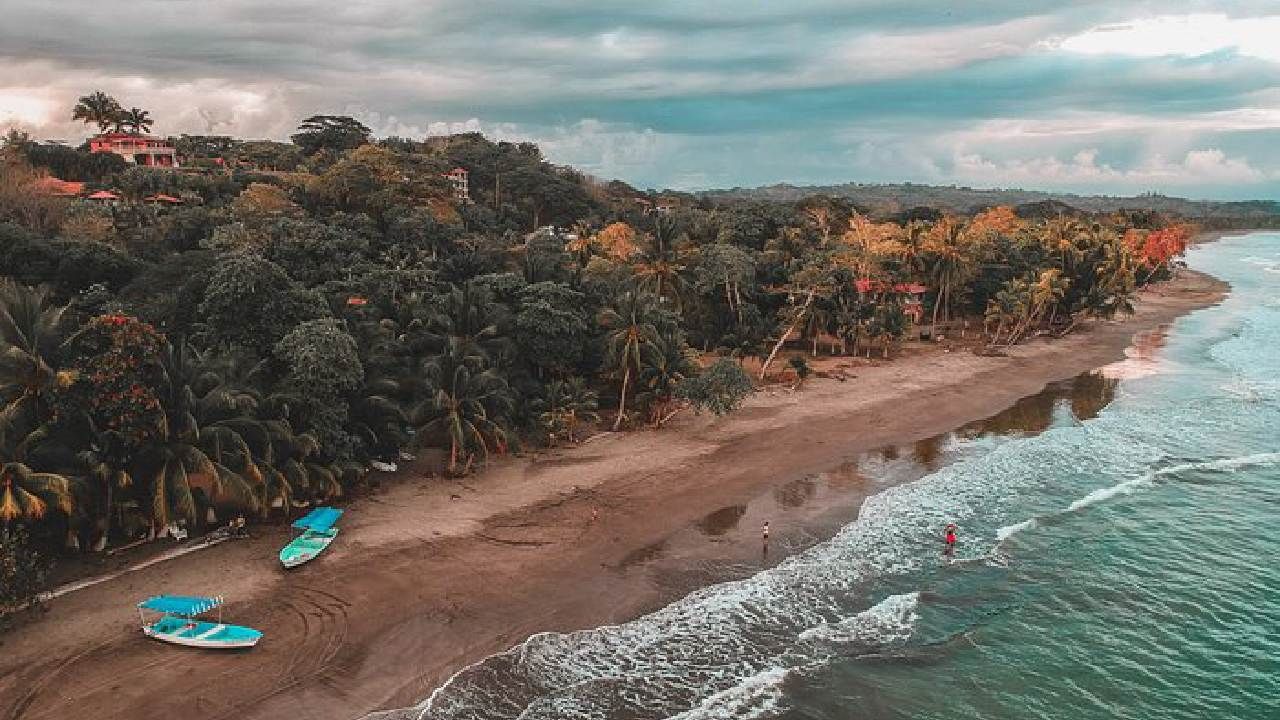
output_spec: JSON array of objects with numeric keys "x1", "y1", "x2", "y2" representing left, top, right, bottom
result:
[
  {"x1": 137, "y1": 595, "x2": 262, "y2": 649},
  {"x1": 280, "y1": 506, "x2": 343, "y2": 568}
]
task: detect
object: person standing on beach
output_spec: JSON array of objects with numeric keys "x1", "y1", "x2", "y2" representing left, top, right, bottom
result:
[{"x1": 762, "y1": 521, "x2": 770, "y2": 556}]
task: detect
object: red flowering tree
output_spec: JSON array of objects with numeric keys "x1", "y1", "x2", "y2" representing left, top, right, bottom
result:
[
  {"x1": 52, "y1": 314, "x2": 167, "y2": 544},
  {"x1": 1124, "y1": 224, "x2": 1191, "y2": 284}
]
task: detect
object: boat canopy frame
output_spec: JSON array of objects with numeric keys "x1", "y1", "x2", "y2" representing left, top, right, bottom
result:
[{"x1": 137, "y1": 595, "x2": 224, "y2": 624}]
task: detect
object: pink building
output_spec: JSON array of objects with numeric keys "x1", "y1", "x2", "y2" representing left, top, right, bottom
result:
[{"x1": 89, "y1": 133, "x2": 179, "y2": 168}]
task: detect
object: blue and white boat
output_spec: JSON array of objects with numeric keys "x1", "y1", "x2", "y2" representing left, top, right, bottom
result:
[
  {"x1": 279, "y1": 506, "x2": 343, "y2": 569},
  {"x1": 137, "y1": 595, "x2": 262, "y2": 649}
]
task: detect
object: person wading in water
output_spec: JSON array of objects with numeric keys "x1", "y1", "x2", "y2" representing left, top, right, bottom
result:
[{"x1": 943, "y1": 523, "x2": 958, "y2": 556}]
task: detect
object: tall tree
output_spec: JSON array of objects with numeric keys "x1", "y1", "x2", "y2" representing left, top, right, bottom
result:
[
  {"x1": 290, "y1": 115, "x2": 372, "y2": 155},
  {"x1": 599, "y1": 291, "x2": 663, "y2": 430},
  {"x1": 71, "y1": 91, "x2": 123, "y2": 133},
  {"x1": 410, "y1": 341, "x2": 513, "y2": 474},
  {"x1": 121, "y1": 108, "x2": 153, "y2": 134}
]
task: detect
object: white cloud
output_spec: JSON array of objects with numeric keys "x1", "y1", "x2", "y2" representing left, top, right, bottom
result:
[
  {"x1": 951, "y1": 147, "x2": 1268, "y2": 188},
  {"x1": 832, "y1": 15, "x2": 1059, "y2": 80},
  {"x1": 1054, "y1": 13, "x2": 1280, "y2": 63}
]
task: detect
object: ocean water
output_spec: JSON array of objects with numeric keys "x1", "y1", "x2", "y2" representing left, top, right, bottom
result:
[{"x1": 374, "y1": 232, "x2": 1280, "y2": 720}]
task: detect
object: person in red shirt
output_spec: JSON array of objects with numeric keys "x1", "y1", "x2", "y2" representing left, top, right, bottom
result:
[{"x1": 943, "y1": 523, "x2": 958, "y2": 556}]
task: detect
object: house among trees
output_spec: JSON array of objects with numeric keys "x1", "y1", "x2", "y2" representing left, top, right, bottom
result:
[
  {"x1": 442, "y1": 167, "x2": 471, "y2": 203},
  {"x1": 89, "y1": 132, "x2": 179, "y2": 168}
]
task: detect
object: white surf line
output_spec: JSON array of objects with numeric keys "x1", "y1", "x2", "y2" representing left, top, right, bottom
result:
[{"x1": 39, "y1": 534, "x2": 233, "y2": 602}]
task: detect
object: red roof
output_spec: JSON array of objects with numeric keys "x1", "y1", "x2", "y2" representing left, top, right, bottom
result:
[
  {"x1": 444, "y1": 167, "x2": 468, "y2": 176},
  {"x1": 34, "y1": 177, "x2": 85, "y2": 197},
  {"x1": 87, "y1": 190, "x2": 120, "y2": 200},
  {"x1": 144, "y1": 193, "x2": 182, "y2": 204},
  {"x1": 346, "y1": 296, "x2": 369, "y2": 306}
]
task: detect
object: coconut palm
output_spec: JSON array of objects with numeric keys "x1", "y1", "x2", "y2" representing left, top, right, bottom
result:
[
  {"x1": 0, "y1": 459, "x2": 73, "y2": 526},
  {"x1": 599, "y1": 291, "x2": 663, "y2": 430},
  {"x1": 633, "y1": 217, "x2": 687, "y2": 308},
  {"x1": 1024, "y1": 268, "x2": 1070, "y2": 333},
  {"x1": 132, "y1": 340, "x2": 260, "y2": 530},
  {"x1": 635, "y1": 331, "x2": 698, "y2": 427},
  {"x1": 74, "y1": 425, "x2": 133, "y2": 550},
  {"x1": 71, "y1": 91, "x2": 123, "y2": 133},
  {"x1": 417, "y1": 282, "x2": 509, "y2": 363},
  {"x1": 536, "y1": 378, "x2": 599, "y2": 445},
  {"x1": 0, "y1": 405, "x2": 74, "y2": 527},
  {"x1": 0, "y1": 282, "x2": 68, "y2": 442},
  {"x1": 410, "y1": 341, "x2": 514, "y2": 474},
  {"x1": 985, "y1": 279, "x2": 1030, "y2": 346},
  {"x1": 122, "y1": 107, "x2": 153, "y2": 134}
]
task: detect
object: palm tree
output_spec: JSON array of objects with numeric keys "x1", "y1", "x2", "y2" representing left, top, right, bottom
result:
[
  {"x1": 985, "y1": 279, "x2": 1029, "y2": 346},
  {"x1": 416, "y1": 282, "x2": 508, "y2": 363},
  {"x1": 0, "y1": 282, "x2": 68, "y2": 444},
  {"x1": 77, "y1": 426, "x2": 132, "y2": 550},
  {"x1": 71, "y1": 91, "x2": 124, "y2": 133},
  {"x1": 536, "y1": 378, "x2": 599, "y2": 445},
  {"x1": 920, "y1": 216, "x2": 980, "y2": 330},
  {"x1": 122, "y1": 107, "x2": 153, "y2": 134},
  {"x1": 0, "y1": 459, "x2": 73, "y2": 526},
  {"x1": 632, "y1": 217, "x2": 687, "y2": 308},
  {"x1": 599, "y1": 291, "x2": 663, "y2": 430},
  {"x1": 0, "y1": 399, "x2": 74, "y2": 527},
  {"x1": 635, "y1": 332, "x2": 698, "y2": 427},
  {"x1": 1024, "y1": 268, "x2": 1070, "y2": 334},
  {"x1": 410, "y1": 342, "x2": 513, "y2": 474},
  {"x1": 132, "y1": 340, "x2": 259, "y2": 531}
]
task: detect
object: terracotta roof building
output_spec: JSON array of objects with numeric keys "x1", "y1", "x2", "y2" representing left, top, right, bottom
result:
[{"x1": 89, "y1": 132, "x2": 179, "y2": 168}]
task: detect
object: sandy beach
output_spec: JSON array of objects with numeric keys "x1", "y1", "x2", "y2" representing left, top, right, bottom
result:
[{"x1": 0, "y1": 268, "x2": 1227, "y2": 720}]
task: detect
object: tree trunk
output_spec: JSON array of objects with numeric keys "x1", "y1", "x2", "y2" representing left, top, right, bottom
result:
[
  {"x1": 100, "y1": 475, "x2": 113, "y2": 552},
  {"x1": 613, "y1": 364, "x2": 631, "y2": 430},
  {"x1": 759, "y1": 287, "x2": 816, "y2": 379}
]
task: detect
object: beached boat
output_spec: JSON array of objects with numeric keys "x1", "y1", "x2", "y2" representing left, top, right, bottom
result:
[
  {"x1": 137, "y1": 595, "x2": 262, "y2": 649},
  {"x1": 279, "y1": 506, "x2": 343, "y2": 568}
]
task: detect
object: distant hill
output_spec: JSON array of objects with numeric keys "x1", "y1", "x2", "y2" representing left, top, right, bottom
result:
[{"x1": 697, "y1": 182, "x2": 1280, "y2": 222}]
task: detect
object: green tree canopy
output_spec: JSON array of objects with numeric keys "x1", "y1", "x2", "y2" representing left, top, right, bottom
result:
[
  {"x1": 290, "y1": 115, "x2": 372, "y2": 155},
  {"x1": 196, "y1": 254, "x2": 330, "y2": 354}
]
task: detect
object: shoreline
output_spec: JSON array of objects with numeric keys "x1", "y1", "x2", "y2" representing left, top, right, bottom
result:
[{"x1": 0, "y1": 267, "x2": 1229, "y2": 720}]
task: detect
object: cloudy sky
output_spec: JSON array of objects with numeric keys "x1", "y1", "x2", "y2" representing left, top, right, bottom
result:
[{"x1": 3, "y1": 1, "x2": 1280, "y2": 199}]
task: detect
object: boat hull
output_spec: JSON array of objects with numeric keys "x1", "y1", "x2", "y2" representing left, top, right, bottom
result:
[
  {"x1": 279, "y1": 528, "x2": 338, "y2": 568},
  {"x1": 143, "y1": 619, "x2": 262, "y2": 648}
]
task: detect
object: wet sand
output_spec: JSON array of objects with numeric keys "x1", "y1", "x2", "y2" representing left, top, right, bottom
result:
[{"x1": 0, "y1": 269, "x2": 1227, "y2": 720}]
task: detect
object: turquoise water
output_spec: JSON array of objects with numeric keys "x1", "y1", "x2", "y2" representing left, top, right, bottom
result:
[{"x1": 376, "y1": 232, "x2": 1279, "y2": 720}]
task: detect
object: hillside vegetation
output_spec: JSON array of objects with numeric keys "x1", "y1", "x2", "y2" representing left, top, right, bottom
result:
[{"x1": 0, "y1": 100, "x2": 1197, "y2": 590}]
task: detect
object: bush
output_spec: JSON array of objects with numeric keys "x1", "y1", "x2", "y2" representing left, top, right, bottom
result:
[
  {"x1": 0, "y1": 525, "x2": 50, "y2": 614},
  {"x1": 676, "y1": 358, "x2": 754, "y2": 416}
]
